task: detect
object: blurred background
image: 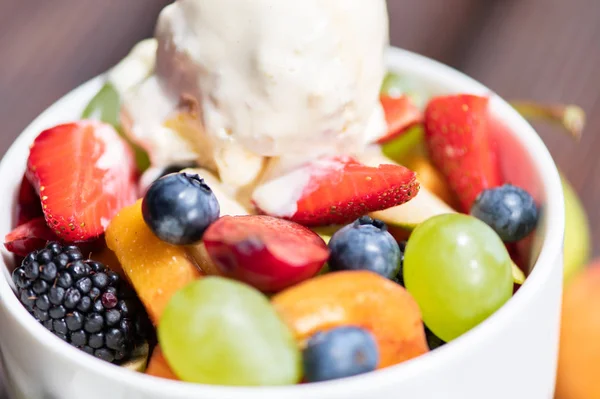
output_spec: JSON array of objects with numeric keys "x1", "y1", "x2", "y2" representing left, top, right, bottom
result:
[{"x1": 0, "y1": 0, "x2": 598, "y2": 397}]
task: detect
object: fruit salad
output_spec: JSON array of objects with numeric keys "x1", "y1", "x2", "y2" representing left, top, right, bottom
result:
[{"x1": 4, "y1": 0, "x2": 540, "y2": 388}]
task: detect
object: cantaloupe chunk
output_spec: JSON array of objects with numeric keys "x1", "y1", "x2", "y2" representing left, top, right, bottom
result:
[
  {"x1": 272, "y1": 271, "x2": 428, "y2": 368},
  {"x1": 146, "y1": 347, "x2": 179, "y2": 381},
  {"x1": 106, "y1": 200, "x2": 202, "y2": 323}
]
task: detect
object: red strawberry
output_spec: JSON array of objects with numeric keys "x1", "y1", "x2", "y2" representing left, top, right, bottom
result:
[
  {"x1": 4, "y1": 217, "x2": 58, "y2": 257},
  {"x1": 376, "y1": 95, "x2": 423, "y2": 144},
  {"x1": 253, "y1": 156, "x2": 419, "y2": 226},
  {"x1": 16, "y1": 174, "x2": 43, "y2": 226},
  {"x1": 424, "y1": 94, "x2": 502, "y2": 212},
  {"x1": 26, "y1": 121, "x2": 138, "y2": 242},
  {"x1": 204, "y1": 215, "x2": 329, "y2": 292}
]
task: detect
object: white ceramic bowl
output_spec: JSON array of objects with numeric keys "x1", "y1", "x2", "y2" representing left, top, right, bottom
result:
[{"x1": 0, "y1": 48, "x2": 564, "y2": 399}]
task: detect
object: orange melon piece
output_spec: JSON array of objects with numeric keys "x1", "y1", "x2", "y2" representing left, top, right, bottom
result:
[
  {"x1": 556, "y1": 261, "x2": 600, "y2": 399},
  {"x1": 146, "y1": 347, "x2": 179, "y2": 381},
  {"x1": 105, "y1": 200, "x2": 202, "y2": 323},
  {"x1": 272, "y1": 271, "x2": 428, "y2": 368}
]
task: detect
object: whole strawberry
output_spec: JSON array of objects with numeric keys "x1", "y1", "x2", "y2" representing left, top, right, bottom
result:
[{"x1": 424, "y1": 95, "x2": 502, "y2": 212}]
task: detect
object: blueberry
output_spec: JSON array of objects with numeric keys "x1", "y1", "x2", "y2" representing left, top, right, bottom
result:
[
  {"x1": 142, "y1": 173, "x2": 220, "y2": 245},
  {"x1": 328, "y1": 216, "x2": 400, "y2": 279},
  {"x1": 139, "y1": 162, "x2": 199, "y2": 194},
  {"x1": 470, "y1": 184, "x2": 539, "y2": 242},
  {"x1": 303, "y1": 326, "x2": 379, "y2": 382}
]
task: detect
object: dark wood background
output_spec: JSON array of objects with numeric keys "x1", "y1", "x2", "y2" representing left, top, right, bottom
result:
[{"x1": 1, "y1": 0, "x2": 599, "y2": 397}]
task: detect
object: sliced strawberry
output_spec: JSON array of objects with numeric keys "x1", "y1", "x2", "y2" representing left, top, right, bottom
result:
[
  {"x1": 204, "y1": 215, "x2": 329, "y2": 292},
  {"x1": 16, "y1": 174, "x2": 43, "y2": 226},
  {"x1": 424, "y1": 94, "x2": 502, "y2": 212},
  {"x1": 376, "y1": 95, "x2": 423, "y2": 144},
  {"x1": 26, "y1": 121, "x2": 138, "y2": 242},
  {"x1": 4, "y1": 217, "x2": 58, "y2": 257},
  {"x1": 252, "y1": 156, "x2": 419, "y2": 226}
]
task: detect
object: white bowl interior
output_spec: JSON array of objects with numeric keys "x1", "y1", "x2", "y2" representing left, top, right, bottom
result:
[{"x1": 0, "y1": 48, "x2": 563, "y2": 398}]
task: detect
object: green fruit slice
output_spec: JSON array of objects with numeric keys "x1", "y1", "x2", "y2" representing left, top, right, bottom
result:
[
  {"x1": 82, "y1": 82, "x2": 122, "y2": 129},
  {"x1": 381, "y1": 125, "x2": 426, "y2": 164},
  {"x1": 371, "y1": 186, "x2": 456, "y2": 231}
]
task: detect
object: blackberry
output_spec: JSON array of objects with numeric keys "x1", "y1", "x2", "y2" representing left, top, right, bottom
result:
[{"x1": 12, "y1": 242, "x2": 150, "y2": 364}]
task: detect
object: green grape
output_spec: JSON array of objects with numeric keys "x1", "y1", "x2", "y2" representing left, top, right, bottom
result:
[
  {"x1": 158, "y1": 277, "x2": 302, "y2": 386},
  {"x1": 82, "y1": 82, "x2": 151, "y2": 172},
  {"x1": 403, "y1": 214, "x2": 513, "y2": 342}
]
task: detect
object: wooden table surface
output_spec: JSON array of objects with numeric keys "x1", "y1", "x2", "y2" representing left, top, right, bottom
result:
[{"x1": 1, "y1": 0, "x2": 599, "y2": 397}]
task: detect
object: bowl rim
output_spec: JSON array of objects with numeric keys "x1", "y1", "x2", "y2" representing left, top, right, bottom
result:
[{"x1": 0, "y1": 47, "x2": 564, "y2": 398}]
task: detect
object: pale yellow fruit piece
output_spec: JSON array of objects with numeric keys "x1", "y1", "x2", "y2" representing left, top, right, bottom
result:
[{"x1": 106, "y1": 200, "x2": 203, "y2": 324}]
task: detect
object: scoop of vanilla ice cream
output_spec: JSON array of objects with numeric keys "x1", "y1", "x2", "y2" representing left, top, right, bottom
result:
[{"x1": 154, "y1": 0, "x2": 389, "y2": 159}]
